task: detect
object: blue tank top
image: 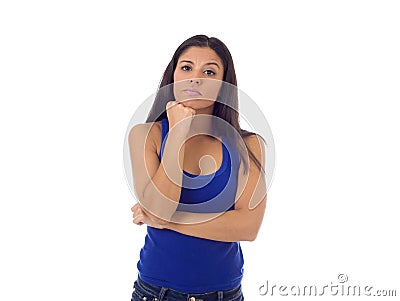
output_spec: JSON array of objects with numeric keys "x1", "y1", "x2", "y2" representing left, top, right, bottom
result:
[{"x1": 137, "y1": 117, "x2": 244, "y2": 293}]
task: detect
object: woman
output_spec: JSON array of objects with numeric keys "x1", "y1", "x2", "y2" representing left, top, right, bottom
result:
[{"x1": 128, "y1": 34, "x2": 267, "y2": 301}]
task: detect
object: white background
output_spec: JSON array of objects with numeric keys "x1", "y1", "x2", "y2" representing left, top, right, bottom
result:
[{"x1": 1, "y1": 0, "x2": 399, "y2": 300}]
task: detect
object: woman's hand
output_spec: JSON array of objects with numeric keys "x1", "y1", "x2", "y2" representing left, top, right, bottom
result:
[
  {"x1": 131, "y1": 203, "x2": 167, "y2": 229},
  {"x1": 166, "y1": 100, "x2": 195, "y2": 137}
]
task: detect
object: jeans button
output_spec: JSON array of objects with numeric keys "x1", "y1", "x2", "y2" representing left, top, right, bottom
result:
[
  {"x1": 142, "y1": 297, "x2": 147, "y2": 301},
  {"x1": 189, "y1": 297, "x2": 196, "y2": 301}
]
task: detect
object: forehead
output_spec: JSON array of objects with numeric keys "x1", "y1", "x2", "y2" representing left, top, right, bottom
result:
[{"x1": 178, "y1": 46, "x2": 222, "y2": 64}]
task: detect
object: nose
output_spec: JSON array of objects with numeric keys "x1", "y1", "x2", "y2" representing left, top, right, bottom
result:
[{"x1": 189, "y1": 78, "x2": 201, "y2": 85}]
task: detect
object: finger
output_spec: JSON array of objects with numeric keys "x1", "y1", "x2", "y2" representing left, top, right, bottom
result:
[
  {"x1": 134, "y1": 207, "x2": 144, "y2": 215},
  {"x1": 132, "y1": 208, "x2": 142, "y2": 219},
  {"x1": 166, "y1": 101, "x2": 176, "y2": 109},
  {"x1": 132, "y1": 204, "x2": 142, "y2": 215},
  {"x1": 133, "y1": 214, "x2": 144, "y2": 225}
]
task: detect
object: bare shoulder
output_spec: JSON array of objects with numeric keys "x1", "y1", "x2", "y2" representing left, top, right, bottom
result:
[
  {"x1": 128, "y1": 121, "x2": 162, "y2": 154},
  {"x1": 243, "y1": 134, "x2": 265, "y2": 152},
  {"x1": 129, "y1": 120, "x2": 161, "y2": 136},
  {"x1": 243, "y1": 133, "x2": 266, "y2": 167}
]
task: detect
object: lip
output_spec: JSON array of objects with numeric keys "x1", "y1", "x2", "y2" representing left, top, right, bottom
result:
[{"x1": 183, "y1": 89, "x2": 202, "y2": 96}]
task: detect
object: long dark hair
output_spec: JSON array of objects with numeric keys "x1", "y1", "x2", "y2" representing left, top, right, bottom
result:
[{"x1": 145, "y1": 34, "x2": 265, "y2": 176}]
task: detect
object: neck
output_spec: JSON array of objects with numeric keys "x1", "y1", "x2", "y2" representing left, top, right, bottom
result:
[{"x1": 189, "y1": 107, "x2": 215, "y2": 139}]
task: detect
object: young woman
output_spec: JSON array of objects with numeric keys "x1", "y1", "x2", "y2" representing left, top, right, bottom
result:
[{"x1": 128, "y1": 34, "x2": 267, "y2": 301}]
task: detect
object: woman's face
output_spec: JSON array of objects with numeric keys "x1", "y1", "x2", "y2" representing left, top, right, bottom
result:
[{"x1": 173, "y1": 46, "x2": 224, "y2": 111}]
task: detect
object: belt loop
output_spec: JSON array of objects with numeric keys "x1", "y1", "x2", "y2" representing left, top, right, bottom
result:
[
  {"x1": 218, "y1": 290, "x2": 223, "y2": 301},
  {"x1": 158, "y1": 287, "x2": 168, "y2": 301}
]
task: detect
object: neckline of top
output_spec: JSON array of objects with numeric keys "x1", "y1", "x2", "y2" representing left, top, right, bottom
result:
[{"x1": 160, "y1": 118, "x2": 228, "y2": 177}]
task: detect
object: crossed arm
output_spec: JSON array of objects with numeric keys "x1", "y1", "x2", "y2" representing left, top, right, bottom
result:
[{"x1": 131, "y1": 134, "x2": 267, "y2": 242}]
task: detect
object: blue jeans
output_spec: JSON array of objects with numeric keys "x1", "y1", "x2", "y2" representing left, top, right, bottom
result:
[{"x1": 131, "y1": 275, "x2": 244, "y2": 301}]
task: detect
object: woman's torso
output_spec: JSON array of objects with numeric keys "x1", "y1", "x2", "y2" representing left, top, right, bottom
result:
[{"x1": 136, "y1": 117, "x2": 244, "y2": 293}]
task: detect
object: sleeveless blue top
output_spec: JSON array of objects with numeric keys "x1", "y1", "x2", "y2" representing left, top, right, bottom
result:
[{"x1": 137, "y1": 117, "x2": 244, "y2": 293}]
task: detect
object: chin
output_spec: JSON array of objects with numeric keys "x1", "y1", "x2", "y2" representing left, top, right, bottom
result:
[{"x1": 180, "y1": 99, "x2": 214, "y2": 108}]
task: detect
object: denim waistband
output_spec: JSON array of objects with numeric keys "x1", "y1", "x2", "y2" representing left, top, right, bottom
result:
[{"x1": 134, "y1": 275, "x2": 243, "y2": 301}]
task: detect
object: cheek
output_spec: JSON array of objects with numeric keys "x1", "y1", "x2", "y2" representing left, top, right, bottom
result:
[{"x1": 173, "y1": 70, "x2": 185, "y2": 83}]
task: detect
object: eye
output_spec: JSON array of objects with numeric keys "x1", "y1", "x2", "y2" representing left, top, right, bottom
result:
[
  {"x1": 181, "y1": 65, "x2": 191, "y2": 71},
  {"x1": 204, "y1": 70, "x2": 216, "y2": 76}
]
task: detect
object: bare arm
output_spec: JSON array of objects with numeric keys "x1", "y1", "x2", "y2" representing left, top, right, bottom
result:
[
  {"x1": 129, "y1": 101, "x2": 196, "y2": 221},
  {"x1": 128, "y1": 122, "x2": 189, "y2": 221}
]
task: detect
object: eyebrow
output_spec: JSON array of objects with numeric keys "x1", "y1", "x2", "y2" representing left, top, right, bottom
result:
[{"x1": 179, "y1": 60, "x2": 221, "y2": 69}]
